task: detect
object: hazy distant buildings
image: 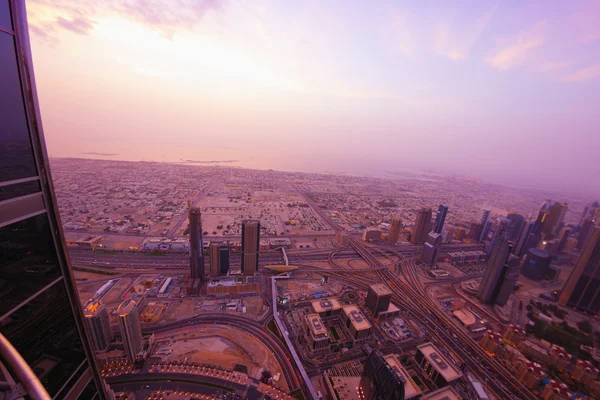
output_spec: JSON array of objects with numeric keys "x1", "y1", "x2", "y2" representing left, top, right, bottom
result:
[
  {"x1": 117, "y1": 299, "x2": 144, "y2": 362},
  {"x1": 521, "y1": 248, "x2": 557, "y2": 282},
  {"x1": 479, "y1": 237, "x2": 516, "y2": 305},
  {"x1": 189, "y1": 207, "x2": 204, "y2": 281},
  {"x1": 241, "y1": 220, "x2": 260, "y2": 275},
  {"x1": 84, "y1": 301, "x2": 112, "y2": 352},
  {"x1": 559, "y1": 227, "x2": 600, "y2": 314},
  {"x1": 365, "y1": 284, "x2": 392, "y2": 316},
  {"x1": 411, "y1": 208, "x2": 433, "y2": 244},
  {"x1": 422, "y1": 232, "x2": 443, "y2": 267},
  {"x1": 434, "y1": 205, "x2": 448, "y2": 234},
  {"x1": 209, "y1": 241, "x2": 230, "y2": 277},
  {"x1": 388, "y1": 216, "x2": 402, "y2": 244},
  {"x1": 360, "y1": 350, "x2": 405, "y2": 400}
]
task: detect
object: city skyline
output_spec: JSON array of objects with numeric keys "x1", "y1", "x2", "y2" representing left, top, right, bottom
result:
[{"x1": 26, "y1": 0, "x2": 600, "y2": 196}]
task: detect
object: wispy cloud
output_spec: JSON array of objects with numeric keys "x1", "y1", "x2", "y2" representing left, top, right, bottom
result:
[
  {"x1": 435, "y1": 7, "x2": 496, "y2": 61},
  {"x1": 536, "y1": 61, "x2": 571, "y2": 72},
  {"x1": 562, "y1": 64, "x2": 600, "y2": 82},
  {"x1": 56, "y1": 16, "x2": 95, "y2": 35},
  {"x1": 486, "y1": 20, "x2": 547, "y2": 71}
]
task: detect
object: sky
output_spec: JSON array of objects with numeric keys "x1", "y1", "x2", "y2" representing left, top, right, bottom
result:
[{"x1": 26, "y1": 0, "x2": 600, "y2": 197}]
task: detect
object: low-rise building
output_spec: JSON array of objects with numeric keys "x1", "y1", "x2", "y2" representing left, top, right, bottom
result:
[
  {"x1": 503, "y1": 324, "x2": 526, "y2": 344},
  {"x1": 480, "y1": 330, "x2": 503, "y2": 356},
  {"x1": 421, "y1": 386, "x2": 461, "y2": 400},
  {"x1": 362, "y1": 227, "x2": 382, "y2": 242},
  {"x1": 305, "y1": 313, "x2": 330, "y2": 353},
  {"x1": 453, "y1": 309, "x2": 476, "y2": 329},
  {"x1": 572, "y1": 360, "x2": 600, "y2": 385},
  {"x1": 516, "y1": 361, "x2": 544, "y2": 390},
  {"x1": 206, "y1": 276, "x2": 260, "y2": 296},
  {"x1": 415, "y1": 343, "x2": 463, "y2": 388},
  {"x1": 311, "y1": 297, "x2": 342, "y2": 318},
  {"x1": 341, "y1": 305, "x2": 372, "y2": 341}
]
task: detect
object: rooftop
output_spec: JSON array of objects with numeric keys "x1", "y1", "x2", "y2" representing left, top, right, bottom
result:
[
  {"x1": 342, "y1": 305, "x2": 371, "y2": 331},
  {"x1": 421, "y1": 386, "x2": 461, "y2": 400},
  {"x1": 312, "y1": 297, "x2": 342, "y2": 313},
  {"x1": 306, "y1": 313, "x2": 328, "y2": 338},
  {"x1": 417, "y1": 343, "x2": 463, "y2": 382},
  {"x1": 369, "y1": 283, "x2": 392, "y2": 297},
  {"x1": 84, "y1": 301, "x2": 105, "y2": 317},
  {"x1": 117, "y1": 298, "x2": 137, "y2": 316},
  {"x1": 383, "y1": 354, "x2": 422, "y2": 399},
  {"x1": 453, "y1": 309, "x2": 476, "y2": 327}
]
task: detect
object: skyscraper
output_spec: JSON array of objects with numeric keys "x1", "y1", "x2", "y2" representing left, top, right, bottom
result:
[
  {"x1": 532, "y1": 200, "x2": 552, "y2": 237},
  {"x1": 506, "y1": 212, "x2": 526, "y2": 242},
  {"x1": 117, "y1": 299, "x2": 144, "y2": 362},
  {"x1": 479, "y1": 207, "x2": 492, "y2": 241},
  {"x1": 365, "y1": 284, "x2": 392, "y2": 316},
  {"x1": 241, "y1": 220, "x2": 261, "y2": 275},
  {"x1": 542, "y1": 202, "x2": 568, "y2": 238},
  {"x1": 0, "y1": 4, "x2": 105, "y2": 397},
  {"x1": 209, "y1": 241, "x2": 230, "y2": 277},
  {"x1": 559, "y1": 227, "x2": 600, "y2": 314},
  {"x1": 422, "y1": 232, "x2": 443, "y2": 267},
  {"x1": 189, "y1": 206, "x2": 204, "y2": 281},
  {"x1": 577, "y1": 218, "x2": 595, "y2": 251},
  {"x1": 84, "y1": 301, "x2": 113, "y2": 352},
  {"x1": 521, "y1": 248, "x2": 557, "y2": 281},
  {"x1": 515, "y1": 221, "x2": 535, "y2": 256},
  {"x1": 479, "y1": 237, "x2": 514, "y2": 304},
  {"x1": 410, "y1": 208, "x2": 432, "y2": 245},
  {"x1": 388, "y1": 215, "x2": 402, "y2": 244},
  {"x1": 434, "y1": 204, "x2": 448, "y2": 234},
  {"x1": 360, "y1": 350, "x2": 405, "y2": 400}
]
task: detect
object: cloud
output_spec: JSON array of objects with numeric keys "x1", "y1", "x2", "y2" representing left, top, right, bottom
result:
[
  {"x1": 562, "y1": 64, "x2": 600, "y2": 82},
  {"x1": 56, "y1": 16, "x2": 95, "y2": 35},
  {"x1": 112, "y1": 0, "x2": 223, "y2": 38},
  {"x1": 388, "y1": 10, "x2": 415, "y2": 59},
  {"x1": 28, "y1": 0, "x2": 224, "y2": 42},
  {"x1": 435, "y1": 7, "x2": 495, "y2": 61},
  {"x1": 536, "y1": 61, "x2": 570, "y2": 72},
  {"x1": 486, "y1": 21, "x2": 547, "y2": 70}
]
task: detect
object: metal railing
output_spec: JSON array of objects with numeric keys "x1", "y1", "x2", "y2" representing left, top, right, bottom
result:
[{"x1": 0, "y1": 333, "x2": 51, "y2": 400}]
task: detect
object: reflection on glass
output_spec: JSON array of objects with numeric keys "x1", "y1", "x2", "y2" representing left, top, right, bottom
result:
[
  {"x1": 0, "y1": 1, "x2": 11, "y2": 31},
  {"x1": 0, "y1": 179, "x2": 40, "y2": 201},
  {"x1": 0, "y1": 214, "x2": 61, "y2": 316},
  {"x1": 0, "y1": 281, "x2": 88, "y2": 397},
  {"x1": 0, "y1": 33, "x2": 37, "y2": 182}
]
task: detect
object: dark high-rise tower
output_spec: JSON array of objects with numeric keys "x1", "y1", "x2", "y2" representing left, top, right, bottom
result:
[
  {"x1": 559, "y1": 227, "x2": 600, "y2": 314},
  {"x1": 209, "y1": 241, "x2": 230, "y2": 277},
  {"x1": 515, "y1": 221, "x2": 535, "y2": 256},
  {"x1": 388, "y1": 215, "x2": 402, "y2": 244},
  {"x1": 0, "y1": 3, "x2": 105, "y2": 397},
  {"x1": 479, "y1": 207, "x2": 492, "y2": 241},
  {"x1": 410, "y1": 208, "x2": 432, "y2": 244},
  {"x1": 506, "y1": 212, "x2": 526, "y2": 242},
  {"x1": 578, "y1": 218, "x2": 595, "y2": 251},
  {"x1": 117, "y1": 299, "x2": 143, "y2": 362},
  {"x1": 360, "y1": 350, "x2": 405, "y2": 400},
  {"x1": 479, "y1": 236, "x2": 514, "y2": 304},
  {"x1": 241, "y1": 220, "x2": 260, "y2": 275},
  {"x1": 434, "y1": 204, "x2": 448, "y2": 234},
  {"x1": 84, "y1": 301, "x2": 113, "y2": 352},
  {"x1": 542, "y1": 202, "x2": 568, "y2": 238},
  {"x1": 189, "y1": 207, "x2": 204, "y2": 280}
]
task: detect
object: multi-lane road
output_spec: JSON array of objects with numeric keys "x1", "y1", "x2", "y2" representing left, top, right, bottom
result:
[{"x1": 345, "y1": 240, "x2": 535, "y2": 400}]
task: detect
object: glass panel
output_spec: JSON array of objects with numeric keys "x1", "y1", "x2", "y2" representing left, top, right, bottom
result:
[
  {"x1": 0, "y1": 213, "x2": 62, "y2": 317},
  {"x1": 0, "y1": 179, "x2": 40, "y2": 201},
  {"x1": 0, "y1": 281, "x2": 87, "y2": 397},
  {"x1": 0, "y1": 33, "x2": 37, "y2": 182},
  {"x1": 0, "y1": 0, "x2": 11, "y2": 31},
  {"x1": 77, "y1": 379, "x2": 99, "y2": 400}
]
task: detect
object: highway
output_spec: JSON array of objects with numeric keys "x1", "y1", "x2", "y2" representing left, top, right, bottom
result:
[{"x1": 345, "y1": 240, "x2": 535, "y2": 400}]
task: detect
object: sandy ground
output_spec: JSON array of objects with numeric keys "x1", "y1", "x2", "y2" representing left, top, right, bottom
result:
[
  {"x1": 153, "y1": 326, "x2": 288, "y2": 391},
  {"x1": 242, "y1": 296, "x2": 265, "y2": 316},
  {"x1": 162, "y1": 300, "x2": 198, "y2": 323}
]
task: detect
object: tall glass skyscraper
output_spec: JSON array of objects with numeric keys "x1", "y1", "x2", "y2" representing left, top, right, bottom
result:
[{"x1": 0, "y1": 2, "x2": 106, "y2": 398}]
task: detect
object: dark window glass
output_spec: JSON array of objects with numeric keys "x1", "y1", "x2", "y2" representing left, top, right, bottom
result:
[
  {"x1": 77, "y1": 379, "x2": 99, "y2": 400},
  {"x1": 0, "y1": 281, "x2": 87, "y2": 397},
  {"x1": 0, "y1": 33, "x2": 37, "y2": 182},
  {"x1": 0, "y1": 1, "x2": 11, "y2": 31},
  {"x1": 0, "y1": 179, "x2": 40, "y2": 201},
  {"x1": 0, "y1": 213, "x2": 62, "y2": 316}
]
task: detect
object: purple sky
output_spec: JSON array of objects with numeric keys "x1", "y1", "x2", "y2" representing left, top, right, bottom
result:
[{"x1": 27, "y1": 0, "x2": 600, "y2": 197}]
